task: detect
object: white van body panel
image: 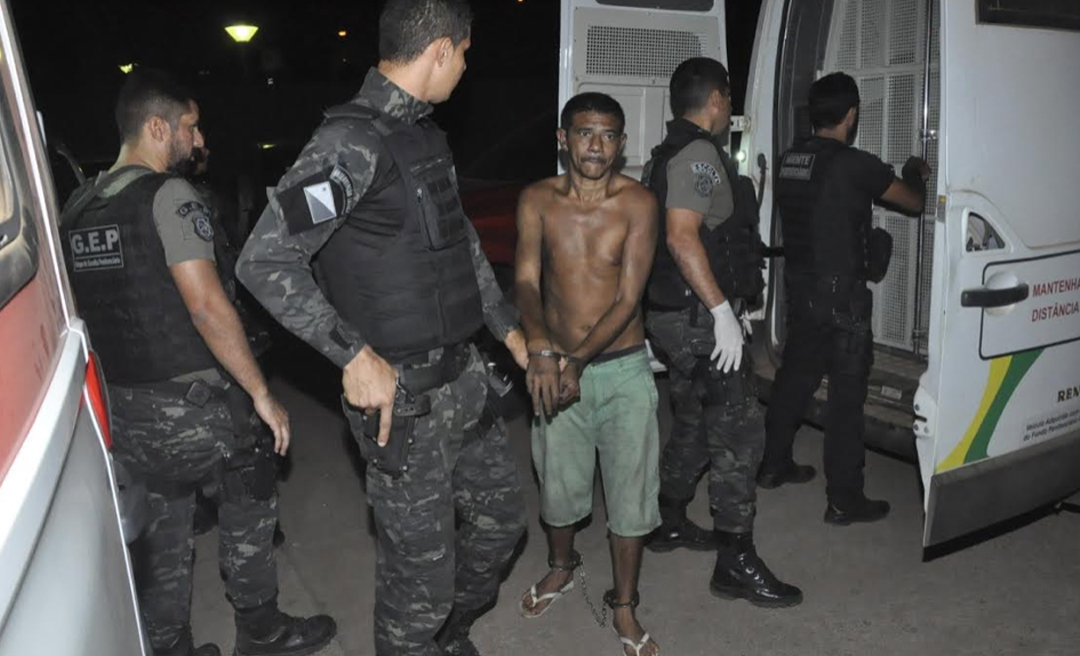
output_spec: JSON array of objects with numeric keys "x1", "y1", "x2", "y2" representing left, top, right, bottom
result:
[{"x1": 915, "y1": 1, "x2": 1080, "y2": 545}]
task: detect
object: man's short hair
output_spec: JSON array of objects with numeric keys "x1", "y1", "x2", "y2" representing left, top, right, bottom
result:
[
  {"x1": 808, "y1": 72, "x2": 861, "y2": 130},
  {"x1": 379, "y1": 0, "x2": 474, "y2": 64},
  {"x1": 669, "y1": 57, "x2": 730, "y2": 119},
  {"x1": 114, "y1": 68, "x2": 193, "y2": 144},
  {"x1": 560, "y1": 92, "x2": 625, "y2": 134}
]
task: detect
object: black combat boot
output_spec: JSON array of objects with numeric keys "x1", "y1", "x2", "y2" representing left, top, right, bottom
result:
[
  {"x1": 756, "y1": 460, "x2": 817, "y2": 489},
  {"x1": 824, "y1": 495, "x2": 891, "y2": 525},
  {"x1": 234, "y1": 599, "x2": 336, "y2": 656},
  {"x1": 436, "y1": 607, "x2": 482, "y2": 656},
  {"x1": 645, "y1": 495, "x2": 716, "y2": 552},
  {"x1": 155, "y1": 628, "x2": 220, "y2": 656},
  {"x1": 709, "y1": 531, "x2": 803, "y2": 608}
]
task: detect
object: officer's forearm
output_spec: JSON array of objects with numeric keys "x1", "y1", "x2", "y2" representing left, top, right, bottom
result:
[
  {"x1": 189, "y1": 292, "x2": 270, "y2": 401},
  {"x1": 668, "y1": 232, "x2": 726, "y2": 308}
]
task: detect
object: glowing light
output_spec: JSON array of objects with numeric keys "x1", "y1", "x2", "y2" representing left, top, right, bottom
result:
[
  {"x1": 338, "y1": 30, "x2": 348, "y2": 38},
  {"x1": 225, "y1": 25, "x2": 259, "y2": 43},
  {"x1": 735, "y1": 150, "x2": 747, "y2": 163},
  {"x1": 259, "y1": 143, "x2": 276, "y2": 150},
  {"x1": 119, "y1": 63, "x2": 135, "y2": 74}
]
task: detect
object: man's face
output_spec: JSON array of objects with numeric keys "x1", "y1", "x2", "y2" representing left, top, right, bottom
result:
[
  {"x1": 559, "y1": 111, "x2": 626, "y2": 181},
  {"x1": 430, "y1": 37, "x2": 470, "y2": 104},
  {"x1": 166, "y1": 101, "x2": 204, "y2": 174}
]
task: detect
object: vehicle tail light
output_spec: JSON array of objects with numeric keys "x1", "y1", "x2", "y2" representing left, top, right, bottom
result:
[{"x1": 85, "y1": 350, "x2": 112, "y2": 449}]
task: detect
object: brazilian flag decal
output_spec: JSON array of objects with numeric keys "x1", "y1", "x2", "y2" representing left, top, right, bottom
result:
[{"x1": 938, "y1": 349, "x2": 1044, "y2": 472}]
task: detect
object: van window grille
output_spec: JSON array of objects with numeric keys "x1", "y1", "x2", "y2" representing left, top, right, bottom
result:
[
  {"x1": 585, "y1": 26, "x2": 706, "y2": 78},
  {"x1": 828, "y1": 0, "x2": 940, "y2": 353}
]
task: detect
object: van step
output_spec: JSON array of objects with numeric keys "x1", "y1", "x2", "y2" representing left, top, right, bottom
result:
[{"x1": 754, "y1": 342, "x2": 920, "y2": 461}]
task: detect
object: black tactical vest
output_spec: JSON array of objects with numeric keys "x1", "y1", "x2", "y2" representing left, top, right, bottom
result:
[
  {"x1": 644, "y1": 119, "x2": 765, "y2": 309},
  {"x1": 315, "y1": 105, "x2": 484, "y2": 361},
  {"x1": 60, "y1": 170, "x2": 219, "y2": 385},
  {"x1": 775, "y1": 137, "x2": 866, "y2": 282}
]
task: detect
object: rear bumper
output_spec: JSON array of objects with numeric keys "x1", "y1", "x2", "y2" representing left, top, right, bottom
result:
[{"x1": 924, "y1": 427, "x2": 1080, "y2": 546}]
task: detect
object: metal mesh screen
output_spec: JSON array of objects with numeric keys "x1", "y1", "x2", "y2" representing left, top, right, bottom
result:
[
  {"x1": 860, "y1": 0, "x2": 886, "y2": 69},
  {"x1": 837, "y1": 2, "x2": 858, "y2": 69},
  {"x1": 585, "y1": 25, "x2": 706, "y2": 78},
  {"x1": 889, "y1": 0, "x2": 921, "y2": 65},
  {"x1": 887, "y1": 74, "x2": 917, "y2": 167},
  {"x1": 858, "y1": 77, "x2": 886, "y2": 160},
  {"x1": 825, "y1": 0, "x2": 940, "y2": 353},
  {"x1": 874, "y1": 214, "x2": 915, "y2": 345}
]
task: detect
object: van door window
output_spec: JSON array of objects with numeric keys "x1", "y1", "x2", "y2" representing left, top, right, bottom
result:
[
  {"x1": 0, "y1": 89, "x2": 35, "y2": 310},
  {"x1": 596, "y1": 0, "x2": 714, "y2": 11},
  {"x1": 977, "y1": 0, "x2": 1080, "y2": 32}
]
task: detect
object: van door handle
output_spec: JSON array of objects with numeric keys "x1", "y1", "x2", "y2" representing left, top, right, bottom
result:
[{"x1": 960, "y1": 283, "x2": 1029, "y2": 308}]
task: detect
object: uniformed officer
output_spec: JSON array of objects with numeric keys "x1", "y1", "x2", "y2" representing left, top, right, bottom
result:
[
  {"x1": 59, "y1": 69, "x2": 335, "y2": 656},
  {"x1": 641, "y1": 57, "x2": 802, "y2": 607},
  {"x1": 235, "y1": 1, "x2": 529, "y2": 654},
  {"x1": 761, "y1": 72, "x2": 928, "y2": 524}
]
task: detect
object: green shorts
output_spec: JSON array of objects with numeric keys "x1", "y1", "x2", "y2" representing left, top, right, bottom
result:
[{"x1": 531, "y1": 347, "x2": 661, "y2": 537}]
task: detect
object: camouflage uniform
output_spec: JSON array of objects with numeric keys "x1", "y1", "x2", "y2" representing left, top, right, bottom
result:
[
  {"x1": 646, "y1": 305, "x2": 763, "y2": 533},
  {"x1": 237, "y1": 68, "x2": 526, "y2": 656},
  {"x1": 60, "y1": 166, "x2": 282, "y2": 654},
  {"x1": 110, "y1": 380, "x2": 279, "y2": 651}
]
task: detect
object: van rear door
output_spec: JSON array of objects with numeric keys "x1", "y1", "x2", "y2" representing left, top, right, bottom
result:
[{"x1": 913, "y1": 1, "x2": 1080, "y2": 546}]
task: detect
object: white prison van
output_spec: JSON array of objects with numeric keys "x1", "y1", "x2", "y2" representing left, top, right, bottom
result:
[{"x1": 561, "y1": 0, "x2": 1080, "y2": 546}]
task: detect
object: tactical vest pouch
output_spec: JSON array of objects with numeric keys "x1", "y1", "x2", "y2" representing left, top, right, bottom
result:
[
  {"x1": 711, "y1": 174, "x2": 766, "y2": 302},
  {"x1": 410, "y1": 154, "x2": 468, "y2": 251},
  {"x1": 866, "y1": 227, "x2": 893, "y2": 284}
]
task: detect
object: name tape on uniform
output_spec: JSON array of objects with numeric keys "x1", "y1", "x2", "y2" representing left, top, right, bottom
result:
[
  {"x1": 780, "y1": 153, "x2": 816, "y2": 181},
  {"x1": 69, "y1": 225, "x2": 124, "y2": 272}
]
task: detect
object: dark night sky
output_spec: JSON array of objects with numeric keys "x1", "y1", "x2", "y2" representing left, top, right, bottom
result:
[{"x1": 12, "y1": 0, "x2": 760, "y2": 196}]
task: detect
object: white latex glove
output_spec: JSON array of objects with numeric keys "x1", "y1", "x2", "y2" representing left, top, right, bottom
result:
[{"x1": 709, "y1": 300, "x2": 744, "y2": 373}]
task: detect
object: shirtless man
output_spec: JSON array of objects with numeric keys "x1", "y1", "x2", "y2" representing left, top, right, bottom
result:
[{"x1": 515, "y1": 92, "x2": 661, "y2": 656}]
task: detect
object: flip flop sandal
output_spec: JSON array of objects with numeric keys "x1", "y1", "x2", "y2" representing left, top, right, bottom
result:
[
  {"x1": 519, "y1": 550, "x2": 582, "y2": 619},
  {"x1": 604, "y1": 590, "x2": 659, "y2": 656}
]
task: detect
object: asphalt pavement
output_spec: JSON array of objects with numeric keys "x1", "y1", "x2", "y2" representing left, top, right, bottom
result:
[{"x1": 191, "y1": 365, "x2": 1080, "y2": 656}]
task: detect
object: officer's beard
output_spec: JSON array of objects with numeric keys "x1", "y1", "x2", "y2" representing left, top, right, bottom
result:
[
  {"x1": 847, "y1": 109, "x2": 860, "y2": 146},
  {"x1": 167, "y1": 138, "x2": 196, "y2": 177}
]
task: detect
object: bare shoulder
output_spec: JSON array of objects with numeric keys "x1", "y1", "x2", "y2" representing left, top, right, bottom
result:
[
  {"x1": 519, "y1": 174, "x2": 567, "y2": 209},
  {"x1": 611, "y1": 174, "x2": 658, "y2": 213}
]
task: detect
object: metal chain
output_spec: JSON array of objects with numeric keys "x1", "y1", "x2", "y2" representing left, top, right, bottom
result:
[{"x1": 575, "y1": 553, "x2": 607, "y2": 628}]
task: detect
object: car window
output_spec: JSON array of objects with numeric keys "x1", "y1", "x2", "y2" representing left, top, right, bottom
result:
[{"x1": 0, "y1": 80, "x2": 37, "y2": 310}]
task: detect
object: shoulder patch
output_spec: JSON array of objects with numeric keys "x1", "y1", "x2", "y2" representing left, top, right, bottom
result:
[
  {"x1": 690, "y1": 161, "x2": 723, "y2": 197},
  {"x1": 177, "y1": 200, "x2": 214, "y2": 242},
  {"x1": 279, "y1": 165, "x2": 354, "y2": 236}
]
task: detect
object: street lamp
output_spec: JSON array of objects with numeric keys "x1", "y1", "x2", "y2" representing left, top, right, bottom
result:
[
  {"x1": 225, "y1": 24, "x2": 259, "y2": 43},
  {"x1": 119, "y1": 63, "x2": 135, "y2": 74}
]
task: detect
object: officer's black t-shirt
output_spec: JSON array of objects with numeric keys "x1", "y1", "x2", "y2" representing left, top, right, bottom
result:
[{"x1": 778, "y1": 137, "x2": 895, "y2": 277}]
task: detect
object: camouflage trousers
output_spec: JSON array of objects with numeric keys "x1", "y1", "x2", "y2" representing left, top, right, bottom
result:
[
  {"x1": 110, "y1": 383, "x2": 278, "y2": 652},
  {"x1": 646, "y1": 307, "x2": 765, "y2": 533},
  {"x1": 345, "y1": 348, "x2": 527, "y2": 656}
]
